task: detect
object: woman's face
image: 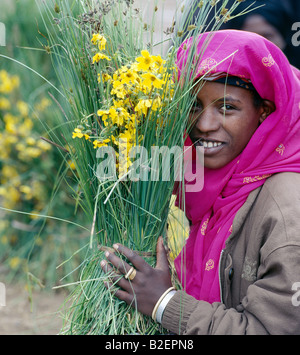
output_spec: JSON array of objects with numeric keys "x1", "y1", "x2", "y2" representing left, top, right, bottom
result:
[{"x1": 188, "y1": 81, "x2": 266, "y2": 169}]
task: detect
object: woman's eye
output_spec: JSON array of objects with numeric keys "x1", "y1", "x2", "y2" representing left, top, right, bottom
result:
[
  {"x1": 221, "y1": 104, "x2": 234, "y2": 111},
  {"x1": 191, "y1": 102, "x2": 202, "y2": 112}
]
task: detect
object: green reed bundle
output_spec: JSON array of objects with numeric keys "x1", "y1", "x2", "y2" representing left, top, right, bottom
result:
[{"x1": 39, "y1": 0, "x2": 247, "y2": 335}]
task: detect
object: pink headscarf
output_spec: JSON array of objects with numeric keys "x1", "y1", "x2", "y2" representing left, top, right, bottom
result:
[{"x1": 174, "y1": 30, "x2": 300, "y2": 303}]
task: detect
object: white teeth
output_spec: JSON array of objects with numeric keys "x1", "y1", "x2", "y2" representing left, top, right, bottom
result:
[{"x1": 201, "y1": 141, "x2": 222, "y2": 148}]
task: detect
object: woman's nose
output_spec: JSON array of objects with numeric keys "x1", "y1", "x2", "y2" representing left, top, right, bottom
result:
[{"x1": 193, "y1": 108, "x2": 221, "y2": 133}]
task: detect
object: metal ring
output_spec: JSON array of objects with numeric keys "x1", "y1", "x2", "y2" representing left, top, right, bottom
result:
[{"x1": 124, "y1": 267, "x2": 137, "y2": 281}]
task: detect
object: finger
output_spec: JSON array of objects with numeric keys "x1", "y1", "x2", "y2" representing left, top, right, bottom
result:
[
  {"x1": 104, "y1": 280, "x2": 135, "y2": 307},
  {"x1": 113, "y1": 244, "x2": 149, "y2": 271},
  {"x1": 155, "y1": 237, "x2": 169, "y2": 271},
  {"x1": 104, "y1": 250, "x2": 131, "y2": 275},
  {"x1": 100, "y1": 258, "x2": 114, "y2": 275},
  {"x1": 100, "y1": 259, "x2": 121, "y2": 281},
  {"x1": 100, "y1": 259, "x2": 129, "y2": 290}
]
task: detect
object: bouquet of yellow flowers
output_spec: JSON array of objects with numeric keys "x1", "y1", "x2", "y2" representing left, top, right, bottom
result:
[
  {"x1": 72, "y1": 45, "x2": 175, "y2": 180},
  {"x1": 40, "y1": 0, "x2": 246, "y2": 335}
]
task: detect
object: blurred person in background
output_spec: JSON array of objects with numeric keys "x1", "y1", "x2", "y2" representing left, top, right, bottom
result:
[
  {"x1": 226, "y1": 0, "x2": 300, "y2": 69},
  {"x1": 181, "y1": 0, "x2": 300, "y2": 69}
]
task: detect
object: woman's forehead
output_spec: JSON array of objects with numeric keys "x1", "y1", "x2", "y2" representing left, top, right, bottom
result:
[{"x1": 195, "y1": 80, "x2": 252, "y2": 101}]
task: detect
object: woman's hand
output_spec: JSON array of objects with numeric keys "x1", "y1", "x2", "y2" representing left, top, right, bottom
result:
[{"x1": 100, "y1": 237, "x2": 173, "y2": 317}]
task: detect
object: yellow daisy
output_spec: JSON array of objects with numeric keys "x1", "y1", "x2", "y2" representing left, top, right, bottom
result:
[
  {"x1": 136, "y1": 50, "x2": 154, "y2": 71},
  {"x1": 142, "y1": 73, "x2": 165, "y2": 89}
]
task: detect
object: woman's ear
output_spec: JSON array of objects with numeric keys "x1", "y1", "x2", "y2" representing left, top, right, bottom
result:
[{"x1": 259, "y1": 100, "x2": 276, "y2": 123}]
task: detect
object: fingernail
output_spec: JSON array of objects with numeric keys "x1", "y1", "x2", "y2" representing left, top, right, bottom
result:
[
  {"x1": 105, "y1": 251, "x2": 110, "y2": 258},
  {"x1": 113, "y1": 244, "x2": 119, "y2": 250},
  {"x1": 100, "y1": 260, "x2": 106, "y2": 267}
]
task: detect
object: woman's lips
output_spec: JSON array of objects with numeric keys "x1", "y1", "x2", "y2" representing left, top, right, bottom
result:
[{"x1": 193, "y1": 138, "x2": 226, "y2": 155}]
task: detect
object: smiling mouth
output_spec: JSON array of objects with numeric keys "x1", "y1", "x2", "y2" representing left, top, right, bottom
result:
[{"x1": 194, "y1": 138, "x2": 225, "y2": 149}]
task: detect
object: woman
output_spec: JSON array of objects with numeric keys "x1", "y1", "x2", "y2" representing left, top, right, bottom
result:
[{"x1": 100, "y1": 30, "x2": 300, "y2": 335}]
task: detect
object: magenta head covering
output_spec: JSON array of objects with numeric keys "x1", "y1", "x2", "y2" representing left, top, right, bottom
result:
[{"x1": 174, "y1": 30, "x2": 300, "y2": 303}]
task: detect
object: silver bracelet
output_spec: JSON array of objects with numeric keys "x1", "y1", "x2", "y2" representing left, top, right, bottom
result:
[{"x1": 155, "y1": 290, "x2": 177, "y2": 324}]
